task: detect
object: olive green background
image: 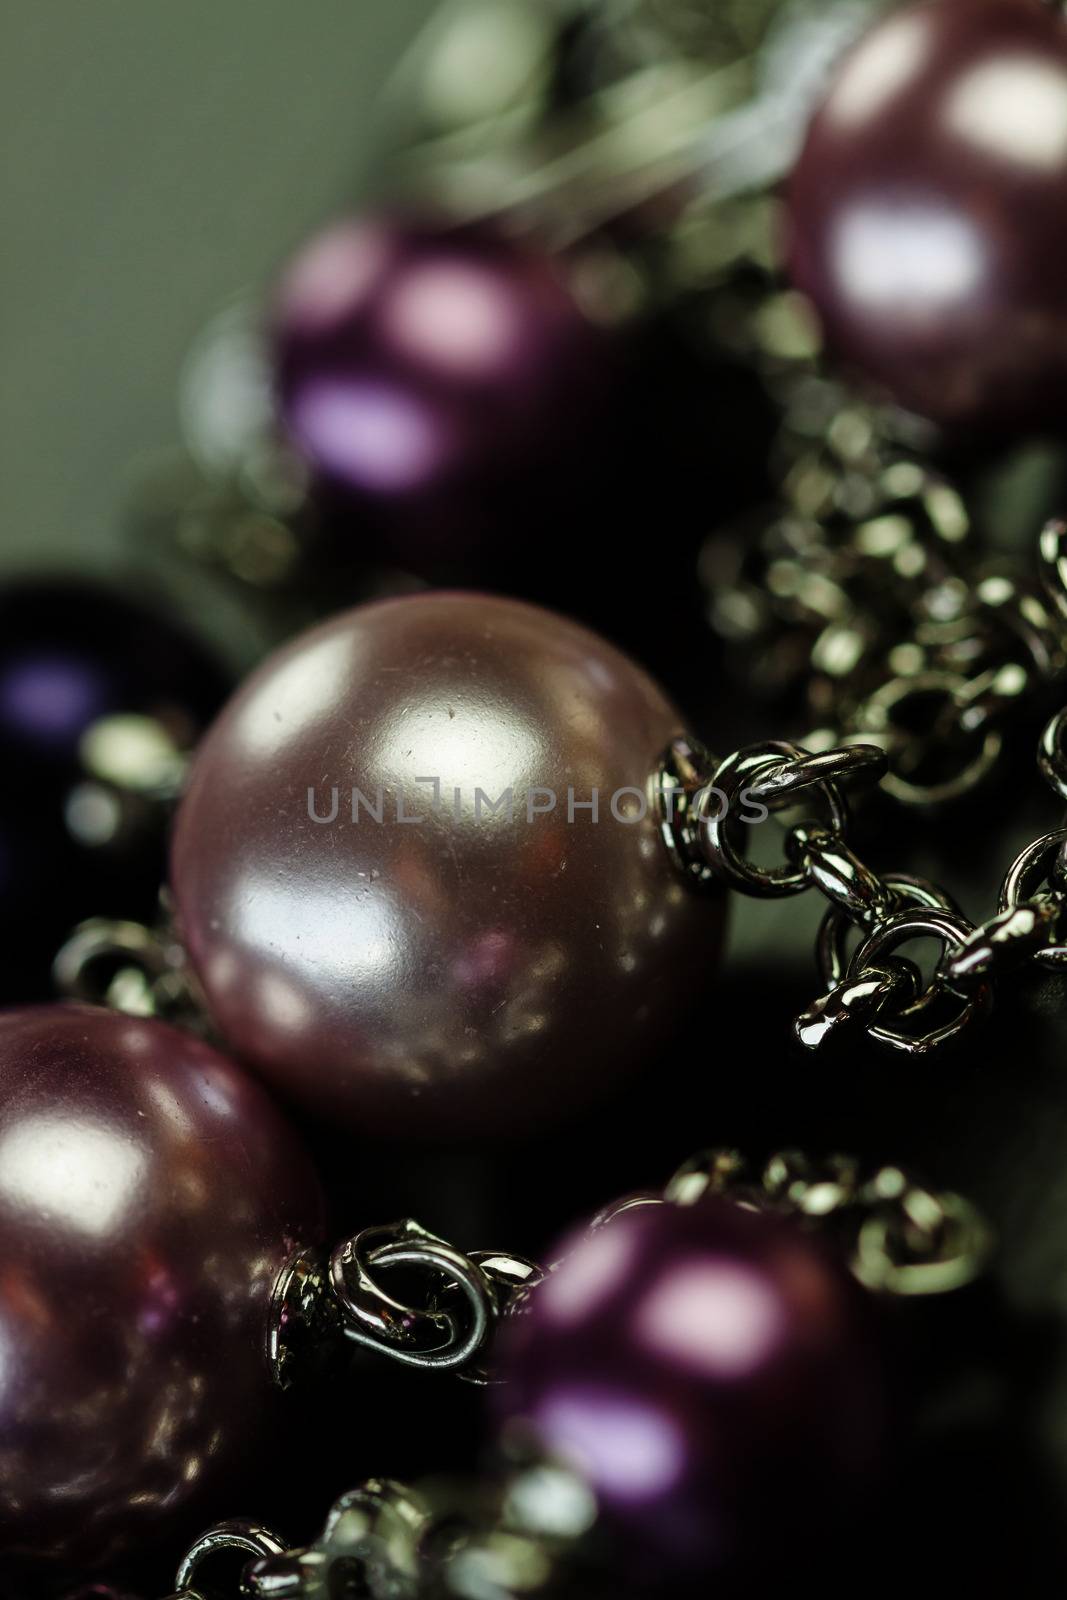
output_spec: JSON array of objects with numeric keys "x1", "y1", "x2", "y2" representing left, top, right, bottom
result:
[{"x1": 0, "y1": 0, "x2": 434, "y2": 572}]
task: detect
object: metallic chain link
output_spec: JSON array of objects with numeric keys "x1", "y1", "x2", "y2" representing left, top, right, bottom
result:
[
  {"x1": 704, "y1": 434, "x2": 1065, "y2": 807},
  {"x1": 663, "y1": 1148, "x2": 991, "y2": 1295},
  {"x1": 156, "y1": 1464, "x2": 601, "y2": 1600},
  {"x1": 53, "y1": 895, "x2": 208, "y2": 1029},
  {"x1": 269, "y1": 1219, "x2": 542, "y2": 1390},
  {"x1": 329, "y1": 1219, "x2": 542, "y2": 1383},
  {"x1": 660, "y1": 690, "x2": 1067, "y2": 1054}
]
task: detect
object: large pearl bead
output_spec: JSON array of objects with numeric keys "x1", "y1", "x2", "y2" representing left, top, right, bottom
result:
[
  {"x1": 0, "y1": 1004, "x2": 324, "y2": 1572},
  {"x1": 493, "y1": 1198, "x2": 883, "y2": 1578},
  {"x1": 273, "y1": 216, "x2": 614, "y2": 560},
  {"x1": 170, "y1": 593, "x2": 722, "y2": 1136},
  {"x1": 786, "y1": 0, "x2": 1067, "y2": 435}
]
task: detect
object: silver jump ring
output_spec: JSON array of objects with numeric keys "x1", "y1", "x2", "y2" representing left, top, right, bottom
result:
[
  {"x1": 698, "y1": 740, "x2": 883, "y2": 897},
  {"x1": 330, "y1": 1220, "x2": 496, "y2": 1372},
  {"x1": 816, "y1": 872, "x2": 957, "y2": 989},
  {"x1": 848, "y1": 908, "x2": 989, "y2": 1055},
  {"x1": 743, "y1": 743, "x2": 888, "y2": 803},
  {"x1": 853, "y1": 1191, "x2": 992, "y2": 1295},
  {"x1": 175, "y1": 1520, "x2": 289, "y2": 1596},
  {"x1": 858, "y1": 672, "x2": 1002, "y2": 807}
]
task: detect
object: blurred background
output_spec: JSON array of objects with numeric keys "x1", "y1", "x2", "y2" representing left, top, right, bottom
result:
[{"x1": 0, "y1": 0, "x2": 434, "y2": 574}]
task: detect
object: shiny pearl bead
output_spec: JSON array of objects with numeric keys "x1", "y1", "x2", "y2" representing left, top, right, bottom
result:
[
  {"x1": 0, "y1": 1004, "x2": 324, "y2": 1572},
  {"x1": 493, "y1": 1198, "x2": 883, "y2": 1577},
  {"x1": 273, "y1": 216, "x2": 614, "y2": 559},
  {"x1": 787, "y1": 0, "x2": 1067, "y2": 434},
  {"x1": 170, "y1": 593, "x2": 723, "y2": 1136}
]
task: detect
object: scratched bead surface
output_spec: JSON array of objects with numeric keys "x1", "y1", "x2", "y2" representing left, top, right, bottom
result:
[
  {"x1": 0, "y1": 1004, "x2": 324, "y2": 1571},
  {"x1": 170, "y1": 592, "x2": 723, "y2": 1136}
]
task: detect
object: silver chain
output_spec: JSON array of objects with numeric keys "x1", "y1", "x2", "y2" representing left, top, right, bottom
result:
[
  {"x1": 160, "y1": 1466, "x2": 599, "y2": 1600},
  {"x1": 659, "y1": 665, "x2": 1067, "y2": 1054},
  {"x1": 55, "y1": 587, "x2": 1067, "y2": 1066},
  {"x1": 663, "y1": 1147, "x2": 990, "y2": 1296}
]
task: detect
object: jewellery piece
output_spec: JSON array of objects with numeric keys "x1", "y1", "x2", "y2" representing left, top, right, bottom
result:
[
  {"x1": 0, "y1": 1004, "x2": 325, "y2": 1572},
  {"x1": 95, "y1": 1147, "x2": 986, "y2": 1599},
  {"x1": 169, "y1": 590, "x2": 726, "y2": 1136},
  {"x1": 71, "y1": 530, "x2": 1067, "y2": 1069},
  {"x1": 786, "y1": 0, "x2": 1067, "y2": 435}
]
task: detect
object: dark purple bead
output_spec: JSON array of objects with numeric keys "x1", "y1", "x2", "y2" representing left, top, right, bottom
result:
[
  {"x1": 0, "y1": 1005, "x2": 325, "y2": 1572},
  {"x1": 0, "y1": 580, "x2": 225, "y2": 765},
  {"x1": 170, "y1": 592, "x2": 724, "y2": 1137},
  {"x1": 0, "y1": 582, "x2": 229, "y2": 1008},
  {"x1": 786, "y1": 0, "x2": 1067, "y2": 435},
  {"x1": 273, "y1": 216, "x2": 614, "y2": 558},
  {"x1": 493, "y1": 1198, "x2": 883, "y2": 1578}
]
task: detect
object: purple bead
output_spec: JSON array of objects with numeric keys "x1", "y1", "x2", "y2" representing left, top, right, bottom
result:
[
  {"x1": 273, "y1": 216, "x2": 614, "y2": 556},
  {"x1": 170, "y1": 592, "x2": 724, "y2": 1137},
  {"x1": 0, "y1": 1005, "x2": 325, "y2": 1572},
  {"x1": 786, "y1": 0, "x2": 1067, "y2": 435},
  {"x1": 493, "y1": 1198, "x2": 883, "y2": 1578}
]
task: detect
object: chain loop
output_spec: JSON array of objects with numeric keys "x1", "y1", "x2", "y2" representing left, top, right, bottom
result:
[
  {"x1": 942, "y1": 901, "x2": 1063, "y2": 991},
  {"x1": 853, "y1": 671, "x2": 1004, "y2": 807},
  {"x1": 243, "y1": 1480, "x2": 429, "y2": 1600},
  {"x1": 173, "y1": 1521, "x2": 288, "y2": 1599},
  {"x1": 329, "y1": 1220, "x2": 501, "y2": 1374},
  {"x1": 815, "y1": 872, "x2": 957, "y2": 991},
  {"x1": 794, "y1": 961, "x2": 919, "y2": 1051},
  {"x1": 670, "y1": 735, "x2": 995, "y2": 1054},
  {"x1": 662, "y1": 694, "x2": 1067, "y2": 1052},
  {"x1": 787, "y1": 824, "x2": 895, "y2": 927},
  {"x1": 843, "y1": 908, "x2": 991, "y2": 1055},
  {"x1": 53, "y1": 915, "x2": 198, "y2": 1023},
  {"x1": 996, "y1": 828, "x2": 1067, "y2": 969},
  {"x1": 656, "y1": 735, "x2": 721, "y2": 891},
  {"x1": 696, "y1": 739, "x2": 885, "y2": 896},
  {"x1": 666, "y1": 1148, "x2": 991, "y2": 1295}
]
